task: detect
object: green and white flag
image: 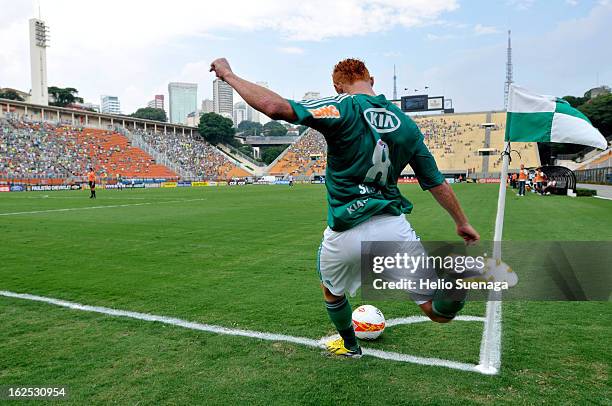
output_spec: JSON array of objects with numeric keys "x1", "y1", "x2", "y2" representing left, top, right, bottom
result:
[{"x1": 505, "y1": 84, "x2": 607, "y2": 150}]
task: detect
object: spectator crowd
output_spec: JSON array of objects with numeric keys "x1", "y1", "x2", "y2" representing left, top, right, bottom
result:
[{"x1": 136, "y1": 129, "x2": 243, "y2": 180}]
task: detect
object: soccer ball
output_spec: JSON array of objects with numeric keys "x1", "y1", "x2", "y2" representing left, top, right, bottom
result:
[{"x1": 352, "y1": 305, "x2": 385, "y2": 340}]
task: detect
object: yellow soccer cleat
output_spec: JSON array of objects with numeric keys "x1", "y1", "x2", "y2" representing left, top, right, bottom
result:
[
  {"x1": 463, "y1": 258, "x2": 518, "y2": 287},
  {"x1": 324, "y1": 337, "x2": 362, "y2": 358}
]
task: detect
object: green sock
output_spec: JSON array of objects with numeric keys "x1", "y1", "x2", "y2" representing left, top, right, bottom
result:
[
  {"x1": 432, "y1": 298, "x2": 465, "y2": 319},
  {"x1": 325, "y1": 296, "x2": 359, "y2": 350}
]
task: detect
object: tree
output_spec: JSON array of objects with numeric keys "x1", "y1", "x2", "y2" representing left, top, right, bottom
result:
[
  {"x1": 198, "y1": 112, "x2": 235, "y2": 145},
  {"x1": 237, "y1": 120, "x2": 263, "y2": 136},
  {"x1": 561, "y1": 95, "x2": 587, "y2": 108},
  {"x1": 579, "y1": 94, "x2": 612, "y2": 137},
  {"x1": 48, "y1": 86, "x2": 83, "y2": 107},
  {"x1": 130, "y1": 107, "x2": 167, "y2": 122},
  {"x1": 261, "y1": 145, "x2": 290, "y2": 164},
  {"x1": 263, "y1": 120, "x2": 288, "y2": 137},
  {"x1": 0, "y1": 89, "x2": 25, "y2": 101}
]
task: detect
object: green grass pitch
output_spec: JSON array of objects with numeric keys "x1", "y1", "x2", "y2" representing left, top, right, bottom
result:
[{"x1": 0, "y1": 184, "x2": 610, "y2": 405}]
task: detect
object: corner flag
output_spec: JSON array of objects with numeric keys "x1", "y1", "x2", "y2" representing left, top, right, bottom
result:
[
  {"x1": 505, "y1": 84, "x2": 607, "y2": 150},
  {"x1": 479, "y1": 84, "x2": 607, "y2": 375}
]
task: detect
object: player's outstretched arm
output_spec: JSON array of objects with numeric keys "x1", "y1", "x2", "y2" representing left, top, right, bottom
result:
[
  {"x1": 428, "y1": 182, "x2": 480, "y2": 244},
  {"x1": 210, "y1": 58, "x2": 296, "y2": 122}
]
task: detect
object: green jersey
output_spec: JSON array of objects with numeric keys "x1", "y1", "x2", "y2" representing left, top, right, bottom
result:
[{"x1": 288, "y1": 93, "x2": 444, "y2": 232}]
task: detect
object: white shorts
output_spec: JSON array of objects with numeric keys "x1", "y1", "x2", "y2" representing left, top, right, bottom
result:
[{"x1": 317, "y1": 214, "x2": 436, "y2": 304}]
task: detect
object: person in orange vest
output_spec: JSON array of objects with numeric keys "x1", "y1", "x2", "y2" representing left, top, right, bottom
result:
[
  {"x1": 534, "y1": 169, "x2": 545, "y2": 195},
  {"x1": 511, "y1": 172, "x2": 518, "y2": 189},
  {"x1": 517, "y1": 164, "x2": 528, "y2": 196},
  {"x1": 87, "y1": 168, "x2": 96, "y2": 199}
]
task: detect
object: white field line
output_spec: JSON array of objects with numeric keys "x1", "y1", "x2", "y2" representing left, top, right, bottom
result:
[
  {"x1": 0, "y1": 290, "x2": 488, "y2": 374},
  {"x1": 10, "y1": 196, "x2": 195, "y2": 200},
  {"x1": 18, "y1": 196, "x2": 149, "y2": 200},
  {"x1": 594, "y1": 196, "x2": 612, "y2": 201},
  {"x1": 0, "y1": 198, "x2": 206, "y2": 217},
  {"x1": 476, "y1": 299, "x2": 503, "y2": 375}
]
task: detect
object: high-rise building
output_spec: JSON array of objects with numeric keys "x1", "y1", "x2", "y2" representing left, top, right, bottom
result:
[
  {"x1": 168, "y1": 82, "x2": 197, "y2": 124},
  {"x1": 29, "y1": 18, "x2": 49, "y2": 106},
  {"x1": 201, "y1": 99, "x2": 214, "y2": 113},
  {"x1": 247, "y1": 105, "x2": 260, "y2": 124},
  {"x1": 147, "y1": 94, "x2": 164, "y2": 110},
  {"x1": 213, "y1": 79, "x2": 233, "y2": 118},
  {"x1": 233, "y1": 102, "x2": 248, "y2": 126},
  {"x1": 255, "y1": 81, "x2": 271, "y2": 124},
  {"x1": 302, "y1": 91, "x2": 320, "y2": 100},
  {"x1": 101, "y1": 95, "x2": 121, "y2": 114}
]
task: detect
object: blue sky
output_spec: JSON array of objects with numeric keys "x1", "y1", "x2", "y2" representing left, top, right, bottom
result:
[{"x1": 1, "y1": 0, "x2": 610, "y2": 113}]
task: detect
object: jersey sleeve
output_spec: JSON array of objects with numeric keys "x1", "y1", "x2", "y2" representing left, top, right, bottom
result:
[
  {"x1": 408, "y1": 135, "x2": 445, "y2": 190},
  {"x1": 286, "y1": 95, "x2": 349, "y2": 134}
]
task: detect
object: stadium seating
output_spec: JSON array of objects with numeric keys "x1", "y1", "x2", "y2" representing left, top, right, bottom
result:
[
  {"x1": 1, "y1": 112, "x2": 542, "y2": 183},
  {"x1": 269, "y1": 129, "x2": 327, "y2": 176},
  {"x1": 413, "y1": 113, "x2": 487, "y2": 173},
  {"x1": 576, "y1": 149, "x2": 612, "y2": 170},
  {"x1": 0, "y1": 118, "x2": 176, "y2": 181},
  {"x1": 269, "y1": 112, "x2": 540, "y2": 177},
  {"x1": 135, "y1": 129, "x2": 250, "y2": 180}
]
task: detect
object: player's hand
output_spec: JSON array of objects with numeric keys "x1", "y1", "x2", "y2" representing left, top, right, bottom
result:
[
  {"x1": 456, "y1": 223, "x2": 480, "y2": 244},
  {"x1": 210, "y1": 58, "x2": 233, "y2": 81}
]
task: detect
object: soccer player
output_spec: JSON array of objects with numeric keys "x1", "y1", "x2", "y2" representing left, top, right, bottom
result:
[
  {"x1": 87, "y1": 168, "x2": 96, "y2": 199},
  {"x1": 210, "y1": 57, "x2": 480, "y2": 357}
]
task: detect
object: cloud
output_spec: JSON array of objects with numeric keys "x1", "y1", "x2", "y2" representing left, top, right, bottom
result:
[
  {"x1": 277, "y1": 46, "x2": 305, "y2": 55},
  {"x1": 566, "y1": 0, "x2": 579, "y2": 5},
  {"x1": 0, "y1": 0, "x2": 458, "y2": 112},
  {"x1": 506, "y1": 0, "x2": 535, "y2": 10},
  {"x1": 474, "y1": 24, "x2": 500, "y2": 35}
]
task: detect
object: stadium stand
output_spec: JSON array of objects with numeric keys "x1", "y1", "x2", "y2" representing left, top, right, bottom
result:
[
  {"x1": 576, "y1": 149, "x2": 612, "y2": 170},
  {"x1": 268, "y1": 112, "x2": 540, "y2": 178},
  {"x1": 135, "y1": 130, "x2": 250, "y2": 180},
  {"x1": 1, "y1": 110, "x2": 542, "y2": 183},
  {"x1": 268, "y1": 129, "x2": 327, "y2": 177},
  {"x1": 0, "y1": 118, "x2": 176, "y2": 182}
]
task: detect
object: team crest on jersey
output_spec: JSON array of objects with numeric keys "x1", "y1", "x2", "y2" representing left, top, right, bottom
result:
[
  {"x1": 363, "y1": 108, "x2": 400, "y2": 133},
  {"x1": 308, "y1": 105, "x2": 341, "y2": 119}
]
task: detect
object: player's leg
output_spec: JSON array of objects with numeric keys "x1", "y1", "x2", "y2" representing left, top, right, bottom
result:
[
  {"x1": 370, "y1": 215, "x2": 466, "y2": 323},
  {"x1": 322, "y1": 285, "x2": 361, "y2": 356},
  {"x1": 318, "y1": 227, "x2": 363, "y2": 357},
  {"x1": 418, "y1": 301, "x2": 457, "y2": 323}
]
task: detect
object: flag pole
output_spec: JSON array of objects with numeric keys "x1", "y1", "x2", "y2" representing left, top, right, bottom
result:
[{"x1": 475, "y1": 141, "x2": 510, "y2": 375}]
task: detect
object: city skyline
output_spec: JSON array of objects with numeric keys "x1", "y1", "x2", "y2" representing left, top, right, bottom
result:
[{"x1": 0, "y1": 1, "x2": 610, "y2": 114}]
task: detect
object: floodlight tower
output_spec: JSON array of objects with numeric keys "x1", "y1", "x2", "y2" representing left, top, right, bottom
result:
[
  {"x1": 393, "y1": 64, "x2": 398, "y2": 100},
  {"x1": 504, "y1": 30, "x2": 513, "y2": 109},
  {"x1": 29, "y1": 18, "x2": 50, "y2": 106}
]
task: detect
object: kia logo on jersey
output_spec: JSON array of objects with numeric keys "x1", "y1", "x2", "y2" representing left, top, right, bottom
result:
[{"x1": 363, "y1": 108, "x2": 401, "y2": 133}]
